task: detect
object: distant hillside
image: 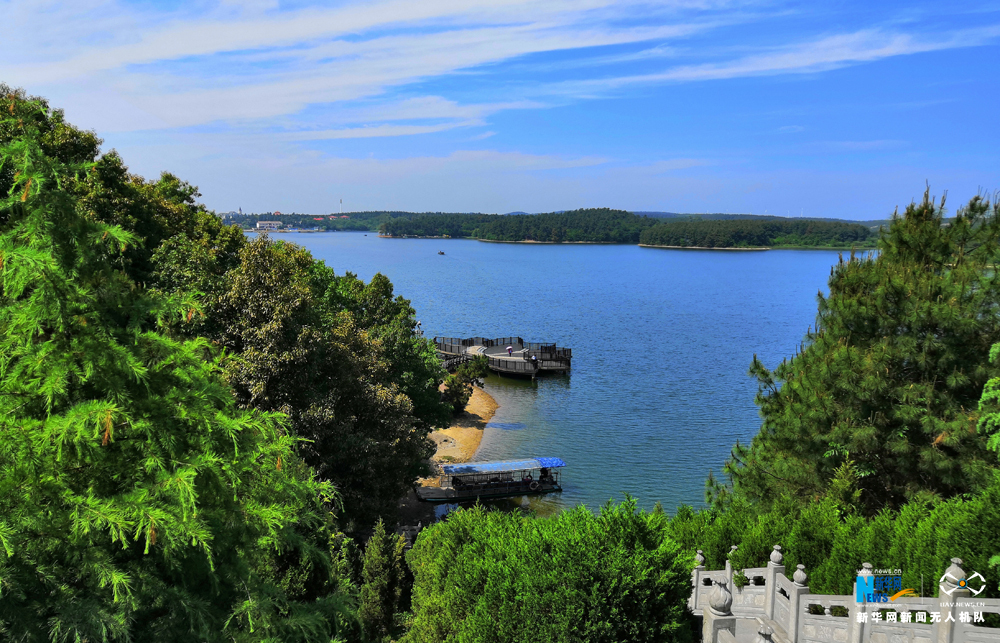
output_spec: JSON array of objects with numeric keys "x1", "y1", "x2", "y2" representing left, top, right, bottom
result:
[
  {"x1": 223, "y1": 211, "x2": 482, "y2": 231},
  {"x1": 640, "y1": 218, "x2": 877, "y2": 249},
  {"x1": 380, "y1": 208, "x2": 659, "y2": 242},
  {"x1": 223, "y1": 208, "x2": 895, "y2": 240}
]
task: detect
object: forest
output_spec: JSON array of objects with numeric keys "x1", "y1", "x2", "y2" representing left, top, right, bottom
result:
[
  {"x1": 640, "y1": 218, "x2": 877, "y2": 248},
  {"x1": 2, "y1": 85, "x2": 1000, "y2": 642},
  {"x1": 380, "y1": 208, "x2": 658, "y2": 241},
  {"x1": 225, "y1": 211, "x2": 458, "y2": 232},
  {"x1": 381, "y1": 209, "x2": 879, "y2": 248}
]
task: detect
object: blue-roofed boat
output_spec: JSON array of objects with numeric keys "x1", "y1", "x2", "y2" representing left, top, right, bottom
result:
[{"x1": 415, "y1": 457, "x2": 566, "y2": 503}]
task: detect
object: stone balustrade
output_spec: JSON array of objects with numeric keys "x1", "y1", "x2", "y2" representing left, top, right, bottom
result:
[{"x1": 690, "y1": 547, "x2": 1000, "y2": 643}]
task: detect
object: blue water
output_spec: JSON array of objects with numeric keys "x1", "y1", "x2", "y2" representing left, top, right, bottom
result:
[{"x1": 267, "y1": 232, "x2": 845, "y2": 514}]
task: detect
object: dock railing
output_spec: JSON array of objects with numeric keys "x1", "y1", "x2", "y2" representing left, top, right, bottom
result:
[{"x1": 434, "y1": 336, "x2": 572, "y2": 372}]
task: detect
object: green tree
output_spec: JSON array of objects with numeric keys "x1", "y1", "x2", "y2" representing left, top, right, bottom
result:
[
  {"x1": 358, "y1": 520, "x2": 406, "y2": 642},
  {"x1": 977, "y1": 338, "x2": 1000, "y2": 579},
  {"x1": 322, "y1": 271, "x2": 450, "y2": 434},
  {"x1": 206, "y1": 236, "x2": 436, "y2": 529},
  {"x1": 405, "y1": 499, "x2": 695, "y2": 643},
  {"x1": 441, "y1": 355, "x2": 489, "y2": 413},
  {"x1": 728, "y1": 191, "x2": 1000, "y2": 514},
  {"x1": 0, "y1": 93, "x2": 349, "y2": 642},
  {"x1": 2, "y1": 87, "x2": 449, "y2": 532}
]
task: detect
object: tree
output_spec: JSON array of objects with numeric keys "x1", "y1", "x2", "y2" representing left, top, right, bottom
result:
[
  {"x1": 358, "y1": 520, "x2": 406, "y2": 642},
  {"x1": 727, "y1": 191, "x2": 1000, "y2": 514},
  {"x1": 0, "y1": 85, "x2": 449, "y2": 531},
  {"x1": 0, "y1": 93, "x2": 349, "y2": 642},
  {"x1": 322, "y1": 271, "x2": 450, "y2": 434},
  {"x1": 441, "y1": 355, "x2": 488, "y2": 414},
  {"x1": 405, "y1": 499, "x2": 695, "y2": 643},
  {"x1": 206, "y1": 235, "x2": 437, "y2": 529}
]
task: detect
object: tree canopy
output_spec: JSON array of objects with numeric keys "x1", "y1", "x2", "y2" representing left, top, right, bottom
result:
[
  {"x1": 726, "y1": 191, "x2": 1000, "y2": 514},
  {"x1": 0, "y1": 85, "x2": 450, "y2": 532},
  {"x1": 0, "y1": 89, "x2": 352, "y2": 643},
  {"x1": 380, "y1": 208, "x2": 657, "y2": 242},
  {"x1": 405, "y1": 499, "x2": 695, "y2": 643},
  {"x1": 639, "y1": 218, "x2": 876, "y2": 248}
]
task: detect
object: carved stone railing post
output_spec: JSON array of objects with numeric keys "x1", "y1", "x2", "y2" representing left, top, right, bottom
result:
[
  {"x1": 691, "y1": 550, "x2": 706, "y2": 611},
  {"x1": 851, "y1": 563, "x2": 873, "y2": 643},
  {"x1": 787, "y1": 564, "x2": 810, "y2": 642},
  {"x1": 938, "y1": 558, "x2": 970, "y2": 643},
  {"x1": 703, "y1": 579, "x2": 737, "y2": 643},
  {"x1": 726, "y1": 545, "x2": 738, "y2": 589},
  {"x1": 764, "y1": 545, "x2": 785, "y2": 621}
]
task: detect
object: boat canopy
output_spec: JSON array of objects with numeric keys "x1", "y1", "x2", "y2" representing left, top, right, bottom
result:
[{"x1": 441, "y1": 457, "x2": 566, "y2": 475}]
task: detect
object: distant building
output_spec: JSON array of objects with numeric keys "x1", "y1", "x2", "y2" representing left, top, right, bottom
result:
[
  {"x1": 340, "y1": 215, "x2": 349, "y2": 218},
  {"x1": 273, "y1": 211, "x2": 282, "y2": 216},
  {"x1": 256, "y1": 221, "x2": 281, "y2": 230}
]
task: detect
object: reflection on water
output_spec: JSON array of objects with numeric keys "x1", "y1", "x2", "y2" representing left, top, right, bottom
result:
[{"x1": 484, "y1": 422, "x2": 527, "y2": 431}]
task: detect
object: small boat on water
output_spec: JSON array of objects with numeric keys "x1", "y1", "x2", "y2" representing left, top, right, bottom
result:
[
  {"x1": 438, "y1": 250, "x2": 445, "y2": 255},
  {"x1": 415, "y1": 457, "x2": 566, "y2": 503}
]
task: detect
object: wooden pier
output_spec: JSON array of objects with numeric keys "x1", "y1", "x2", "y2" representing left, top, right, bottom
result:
[{"x1": 434, "y1": 336, "x2": 571, "y2": 376}]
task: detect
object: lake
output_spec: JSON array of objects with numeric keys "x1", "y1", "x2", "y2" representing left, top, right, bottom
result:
[{"x1": 266, "y1": 232, "x2": 846, "y2": 514}]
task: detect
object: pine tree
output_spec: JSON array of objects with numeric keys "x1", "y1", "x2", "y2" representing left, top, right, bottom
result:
[
  {"x1": 727, "y1": 190, "x2": 1000, "y2": 514},
  {"x1": 359, "y1": 520, "x2": 405, "y2": 641}
]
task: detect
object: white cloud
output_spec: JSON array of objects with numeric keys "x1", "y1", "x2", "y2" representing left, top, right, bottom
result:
[
  {"x1": 4, "y1": 0, "x2": 996, "y2": 217},
  {"x1": 1, "y1": 0, "x2": 740, "y2": 133},
  {"x1": 551, "y1": 25, "x2": 1000, "y2": 94},
  {"x1": 282, "y1": 121, "x2": 481, "y2": 140}
]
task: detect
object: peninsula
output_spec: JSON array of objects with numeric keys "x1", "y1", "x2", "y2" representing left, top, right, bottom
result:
[{"x1": 377, "y1": 209, "x2": 881, "y2": 249}]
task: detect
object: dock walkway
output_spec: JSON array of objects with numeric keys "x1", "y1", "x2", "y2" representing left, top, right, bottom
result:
[{"x1": 435, "y1": 336, "x2": 571, "y2": 376}]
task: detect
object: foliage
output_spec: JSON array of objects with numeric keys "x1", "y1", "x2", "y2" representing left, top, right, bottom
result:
[
  {"x1": 380, "y1": 212, "x2": 495, "y2": 238},
  {"x1": 405, "y1": 499, "x2": 695, "y2": 643},
  {"x1": 381, "y1": 208, "x2": 658, "y2": 243},
  {"x1": 441, "y1": 355, "x2": 489, "y2": 414},
  {"x1": 667, "y1": 470, "x2": 1000, "y2": 598},
  {"x1": 639, "y1": 218, "x2": 876, "y2": 248},
  {"x1": 324, "y1": 271, "x2": 451, "y2": 435},
  {"x1": 0, "y1": 92, "x2": 350, "y2": 642},
  {"x1": 358, "y1": 520, "x2": 407, "y2": 642},
  {"x1": 727, "y1": 191, "x2": 1000, "y2": 514},
  {"x1": 204, "y1": 236, "x2": 441, "y2": 529},
  {"x1": 977, "y1": 339, "x2": 1000, "y2": 578},
  {"x1": 2, "y1": 86, "x2": 450, "y2": 533},
  {"x1": 228, "y1": 211, "x2": 455, "y2": 232}
]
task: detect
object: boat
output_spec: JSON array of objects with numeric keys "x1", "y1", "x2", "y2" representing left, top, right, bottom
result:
[
  {"x1": 438, "y1": 250, "x2": 445, "y2": 255},
  {"x1": 415, "y1": 457, "x2": 566, "y2": 503}
]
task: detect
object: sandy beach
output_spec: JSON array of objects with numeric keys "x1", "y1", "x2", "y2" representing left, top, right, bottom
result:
[
  {"x1": 427, "y1": 386, "x2": 498, "y2": 464},
  {"x1": 396, "y1": 385, "x2": 498, "y2": 526}
]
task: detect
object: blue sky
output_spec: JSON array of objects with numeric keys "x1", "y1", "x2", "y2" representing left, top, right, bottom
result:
[{"x1": 3, "y1": 0, "x2": 998, "y2": 218}]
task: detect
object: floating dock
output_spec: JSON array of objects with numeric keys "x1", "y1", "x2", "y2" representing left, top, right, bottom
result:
[{"x1": 434, "y1": 336, "x2": 571, "y2": 376}]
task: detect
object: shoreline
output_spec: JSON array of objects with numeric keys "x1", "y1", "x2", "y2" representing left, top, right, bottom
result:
[
  {"x1": 639, "y1": 244, "x2": 770, "y2": 251},
  {"x1": 475, "y1": 239, "x2": 629, "y2": 245},
  {"x1": 638, "y1": 244, "x2": 874, "y2": 251},
  {"x1": 426, "y1": 385, "x2": 498, "y2": 465},
  {"x1": 396, "y1": 385, "x2": 498, "y2": 526},
  {"x1": 379, "y1": 234, "x2": 629, "y2": 244},
  {"x1": 379, "y1": 235, "x2": 869, "y2": 250}
]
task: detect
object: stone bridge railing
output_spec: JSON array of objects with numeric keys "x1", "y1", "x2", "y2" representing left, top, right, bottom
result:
[{"x1": 691, "y1": 545, "x2": 1000, "y2": 643}]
